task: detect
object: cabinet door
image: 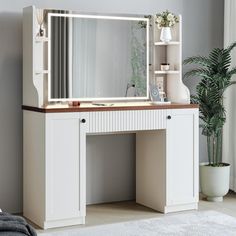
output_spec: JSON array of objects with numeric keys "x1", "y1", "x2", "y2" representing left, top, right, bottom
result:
[
  {"x1": 166, "y1": 109, "x2": 199, "y2": 206},
  {"x1": 45, "y1": 113, "x2": 86, "y2": 221}
]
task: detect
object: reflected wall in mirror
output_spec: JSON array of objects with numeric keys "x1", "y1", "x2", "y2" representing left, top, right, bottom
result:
[{"x1": 48, "y1": 13, "x2": 149, "y2": 101}]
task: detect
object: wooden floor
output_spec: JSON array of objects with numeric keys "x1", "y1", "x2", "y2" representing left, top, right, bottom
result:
[{"x1": 36, "y1": 192, "x2": 236, "y2": 234}]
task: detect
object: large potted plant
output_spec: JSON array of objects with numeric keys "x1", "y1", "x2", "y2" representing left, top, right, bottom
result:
[{"x1": 183, "y1": 42, "x2": 236, "y2": 202}]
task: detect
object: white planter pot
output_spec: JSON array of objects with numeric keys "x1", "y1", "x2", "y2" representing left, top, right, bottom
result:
[
  {"x1": 160, "y1": 27, "x2": 172, "y2": 43},
  {"x1": 200, "y1": 163, "x2": 230, "y2": 202}
]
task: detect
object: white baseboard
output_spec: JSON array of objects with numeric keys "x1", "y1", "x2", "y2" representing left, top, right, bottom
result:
[
  {"x1": 43, "y1": 217, "x2": 85, "y2": 229},
  {"x1": 164, "y1": 203, "x2": 198, "y2": 213}
]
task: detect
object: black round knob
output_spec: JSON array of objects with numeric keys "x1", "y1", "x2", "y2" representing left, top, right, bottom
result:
[
  {"x1": 81, "y1": 119, "x2": 86, "y2": 123},
  {"x1": 167, "y1": 115, "x2": 171, "y2": 120}
]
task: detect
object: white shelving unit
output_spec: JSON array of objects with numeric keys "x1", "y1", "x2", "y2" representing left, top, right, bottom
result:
[
  {"x1": 23, "y1": 6, "x2": 49, "y2": 107},
  {"x1": 151, "y1": 15, "x2": 190, "y2": 104}
]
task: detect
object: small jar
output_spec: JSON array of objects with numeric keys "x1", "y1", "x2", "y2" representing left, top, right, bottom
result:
[
  {"x1": 69, "y1": 101, "x2": 81, "y2": 107},
  {"x1": 160, "y1": 63, "x2": 170, "y2": 71}
]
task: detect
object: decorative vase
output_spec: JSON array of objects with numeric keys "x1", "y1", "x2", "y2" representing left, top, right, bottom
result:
[
  {"x1": 160, "y1": 27, "x2": 172, "y2": 43},
  {"x1": 200, "y1": 163, "x2": 230, "y2": 202},
  {"x1": 39, "y1": 25, "x2": 44, "y2": 37},
  {"x1": 36, "y1": 9, "x2": 45, "y2": 37}
]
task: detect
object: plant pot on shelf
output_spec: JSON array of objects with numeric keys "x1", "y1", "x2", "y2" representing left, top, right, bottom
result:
[
  {"x1": 200, "y1": 163, "x2": 230, "y2": 202},
  {"x1": 160, "y1": 27, "x2": 172, "y2": 43}
]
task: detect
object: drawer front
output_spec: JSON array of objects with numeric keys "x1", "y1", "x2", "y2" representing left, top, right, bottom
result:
[{"x1": 83, "y1": 110, "x2": 167, "y2": 134}]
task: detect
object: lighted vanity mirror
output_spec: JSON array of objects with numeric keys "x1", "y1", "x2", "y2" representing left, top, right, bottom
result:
[{"x1": 48, "y1": 13, "x2": 149, "y2": 101}]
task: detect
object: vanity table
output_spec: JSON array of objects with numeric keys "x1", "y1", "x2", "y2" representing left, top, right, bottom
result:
[
  {"x1": 23, "y1": 103, "x2": 199, "y2": 229},
  {"x1": 23, "y1": 6, "x2": 199, "y2": 229}
]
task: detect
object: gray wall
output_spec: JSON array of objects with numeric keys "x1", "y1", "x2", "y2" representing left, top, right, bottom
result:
[
  {"x1": 86, "y1": 134, "x2": 136, "y2": 205},
  {"x1": 182, "y1": 0, "x2": 224, "y2": 163},
  {"x1": 0, "y1": 0, "x2": 224, "y2": 213}
]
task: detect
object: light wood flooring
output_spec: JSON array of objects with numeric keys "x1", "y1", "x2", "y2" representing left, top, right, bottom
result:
[{"x1": 35, "y1": 192, "x2": 236, "y2": 234}]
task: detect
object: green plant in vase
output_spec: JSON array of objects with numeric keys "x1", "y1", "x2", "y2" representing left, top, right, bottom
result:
[
  {"x1": 155, "y1": 10, "x2": 179, "y2": 43},
  {"x1": 183, "y1": 42, "x2": 236, "y2": 201}
]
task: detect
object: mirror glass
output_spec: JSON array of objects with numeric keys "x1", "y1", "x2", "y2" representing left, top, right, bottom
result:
[{"x1": 48, "y1": 14, "x2": 149, "y2": 101}]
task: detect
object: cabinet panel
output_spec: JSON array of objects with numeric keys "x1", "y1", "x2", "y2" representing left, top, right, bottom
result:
[
  {"x1": 46, "y1": 113, "x2": 82, "y2": 221},
  {"x1": 166, "y1": 109, "x2": 198, "y2": 206}
]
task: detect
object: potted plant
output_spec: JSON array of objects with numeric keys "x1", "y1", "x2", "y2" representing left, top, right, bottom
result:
[
  {"x1": 183, "y1": 42, "x2": 236, "y2": 202},
  {"x1": 155, "y1": 10, "x2": 179, "y2": 43}
]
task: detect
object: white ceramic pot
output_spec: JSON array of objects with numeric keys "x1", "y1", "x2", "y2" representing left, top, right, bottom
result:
[
  {"x1": 160, "y1": 27, "x2": 172, "y2": 43},
  {"x1": 200, "y1": 163, "x2": 230, "y2": 202}
]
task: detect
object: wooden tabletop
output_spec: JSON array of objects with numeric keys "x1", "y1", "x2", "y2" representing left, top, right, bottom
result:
[{"x1": 22, "y1": 102, "x2": 199, "y2": 113}]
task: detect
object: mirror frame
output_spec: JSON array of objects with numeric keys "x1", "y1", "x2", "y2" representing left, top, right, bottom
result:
[{"x1": 48, "y1": 13, "x2": 149, "y2": 102}]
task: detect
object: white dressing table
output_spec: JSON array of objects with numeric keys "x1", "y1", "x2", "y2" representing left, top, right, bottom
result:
[
  {"x1": 23, "y1": 103, "x2": 198, "y2": 229},
  {"x1": 23, "y1": 6, "x2": 199, "y2": 229}
]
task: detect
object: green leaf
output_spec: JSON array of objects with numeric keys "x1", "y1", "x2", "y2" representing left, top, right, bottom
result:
[
  {"x1": 226, "y1": 41, "x2": 236, "y2": 53},
  {"x1": 227, "y1": 67, "x2": 236, "y2": 78},
  {"x1": 183, "y1": 56, "x2": 211, "y2": 67},
  {"x1": 183, "y1": 68, "x2": 211, "y2": 79}
]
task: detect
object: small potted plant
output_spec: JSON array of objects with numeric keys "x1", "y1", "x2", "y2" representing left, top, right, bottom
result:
[
  {"x1": 155, "y1": 10, "x2": 179, "y2": 43},
  {"x1": 183, "y1": 42, "x2": 236, "y2": 202}
]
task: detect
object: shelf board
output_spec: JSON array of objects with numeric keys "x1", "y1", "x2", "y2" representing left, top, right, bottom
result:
[
  {"x1": 35, "y1": 37, "x2": 49, "y2": 43},
  {"x1": 35, "y1": 70, "x2": 49, "y2": 75},
  {"x1": 150, "y1": 101, "x2": 171, "y2": 105},
  {"x1": 155, "y1": 70, "x2": 180, "y2": 75},
  {"x1": 154, "y1": 41, "x2": 180, "y2": 46}
]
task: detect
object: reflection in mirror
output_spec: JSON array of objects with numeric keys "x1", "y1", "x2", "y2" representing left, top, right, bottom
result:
[{"x1": 48, "y1": 14, "x2": 149, "y2": 100}]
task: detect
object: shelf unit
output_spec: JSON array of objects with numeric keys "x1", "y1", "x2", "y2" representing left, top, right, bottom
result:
[
  {"x1": 151, "y1": 15, "x2": 190, "y2": 104},
  {"x1": 23, "y1": 6, "x2": 49, "y2": 107}
]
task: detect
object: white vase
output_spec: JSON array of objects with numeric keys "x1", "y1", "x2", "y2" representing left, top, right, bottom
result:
[
  {"x1": 160, "y1": 27, "x2": 172, "y2": 43},
  {"x1": 200, "y1": 163, "x2": 230, "y2": 202}
]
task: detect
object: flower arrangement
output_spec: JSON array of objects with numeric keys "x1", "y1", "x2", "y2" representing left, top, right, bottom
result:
[{"x1": 155, "y1": 10, "x2": 179, "y2": 28}]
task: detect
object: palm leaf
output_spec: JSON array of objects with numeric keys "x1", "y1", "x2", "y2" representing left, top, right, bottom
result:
[
  {"x1": 226, "y1": 41, "x2": 236, "y2": 53},
  {"x1": 183, "y1": 56, "x2": 211, "y2": 67},
  {"x1": 183, "y1": 68, "x2": 211, "y2": 79},
  {"x1": 226, "y1": 67, "x2": 236, "y2": 78}
]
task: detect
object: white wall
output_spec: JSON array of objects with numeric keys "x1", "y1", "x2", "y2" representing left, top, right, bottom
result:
[{"x1": 0, "y1": 0, "x2": 224, "y2": 213}]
